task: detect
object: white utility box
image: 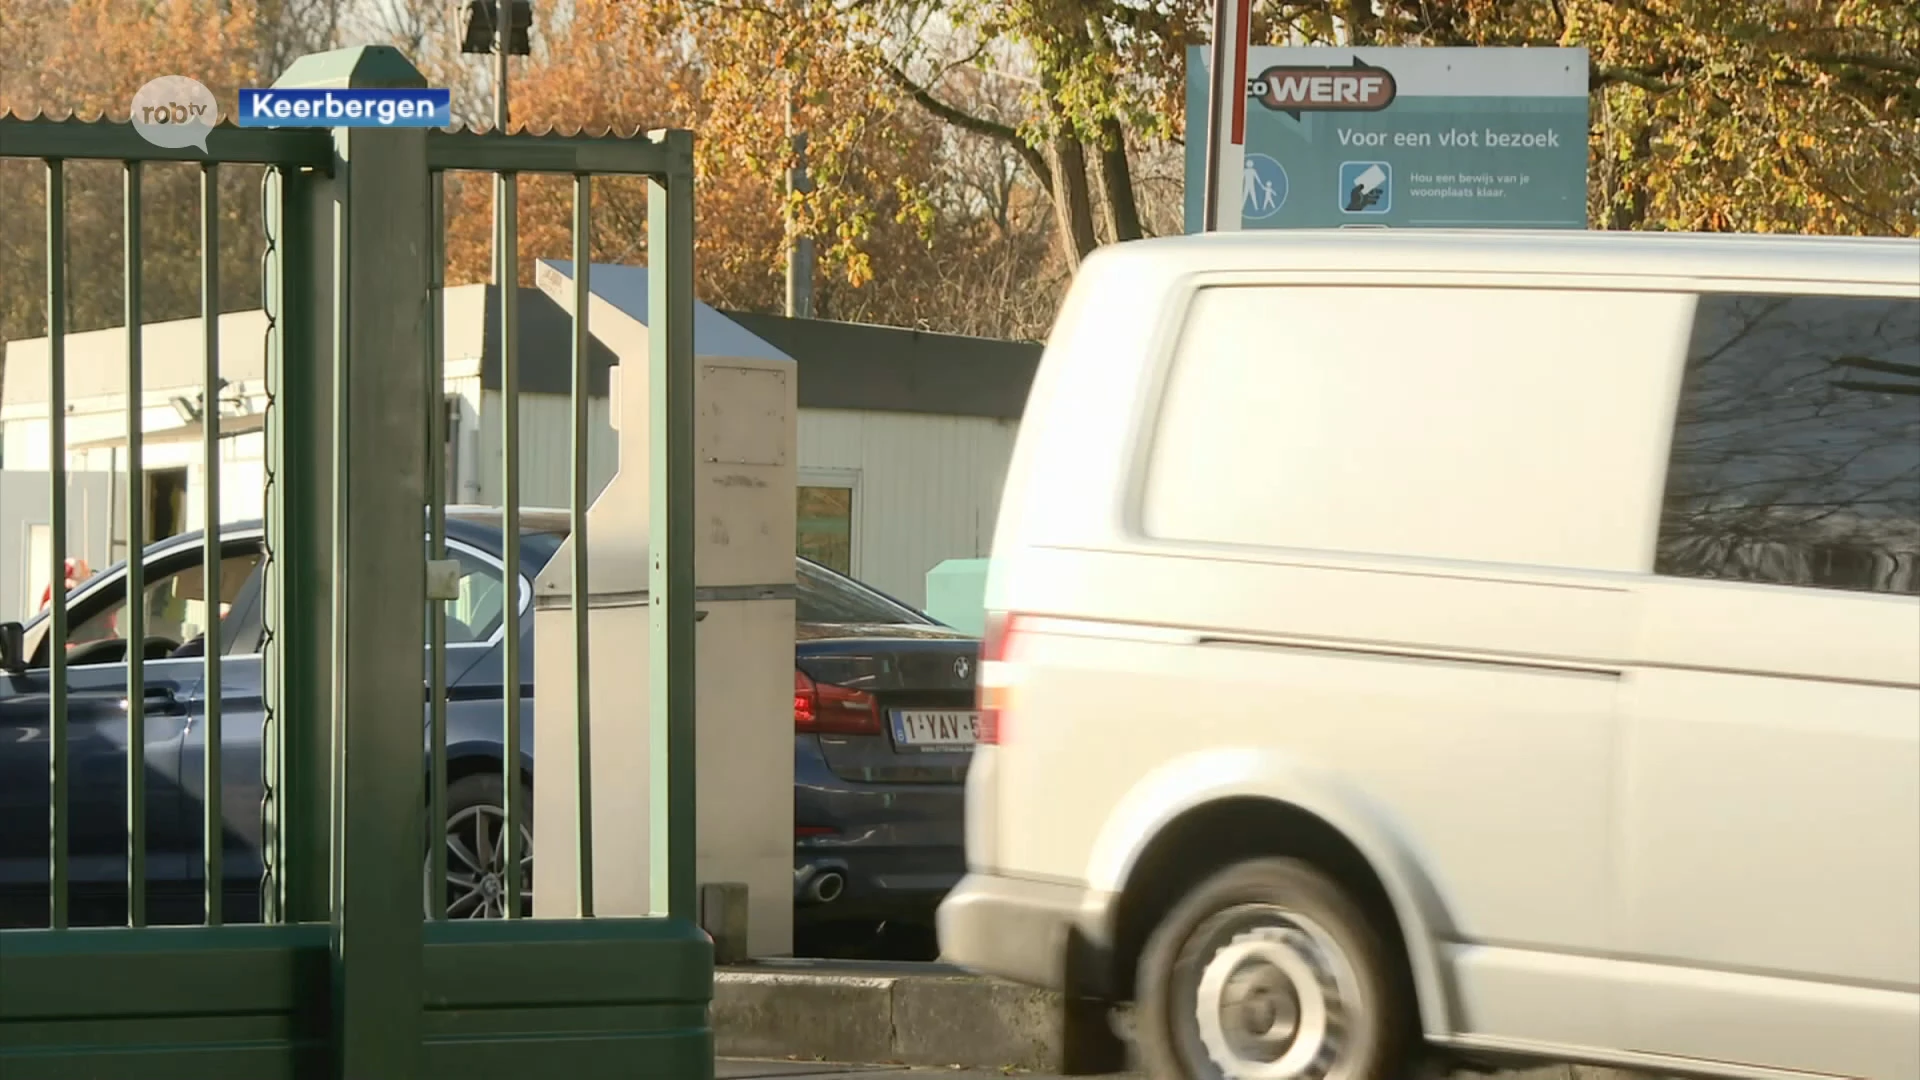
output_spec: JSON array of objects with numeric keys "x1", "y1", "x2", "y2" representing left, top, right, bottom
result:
[{"x1": 530, "y1": 263, "x2": 797, "y2": 957}]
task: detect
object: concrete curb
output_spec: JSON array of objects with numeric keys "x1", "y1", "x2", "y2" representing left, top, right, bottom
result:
[
  {"x1": 714, "y1": 957, "x2": 1121, "y2": 1068},
  {"x1": 712, "y1": 961, "x2": 1114, "y2": 1072},
  {"x1": 711, "y1": 962, "x2": 1660, "y2": 1078}
]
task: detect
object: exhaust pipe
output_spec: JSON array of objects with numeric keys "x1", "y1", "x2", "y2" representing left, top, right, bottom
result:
[
  {"x1": 806, "y1": 870, "x2": 845, "y2": 904},
  {"x1": 794, "y1": 862, "x2": 849, "y2": 904}
]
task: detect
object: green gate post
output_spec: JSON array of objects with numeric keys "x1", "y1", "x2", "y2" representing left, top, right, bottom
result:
[
  {"x1": 271, "y1": 45, "x2": 433, "y2": 1080},
  {"x1": 648, "y1": 134, "x2": 700, "y2": 922},
  {"x1": 262, "y1": 108, "x2": 333, "y2": 931}
]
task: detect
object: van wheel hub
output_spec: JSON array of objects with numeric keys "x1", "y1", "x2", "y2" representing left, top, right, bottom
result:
[{"x1": 1194, "y1": 922, "x2": 1348, "y2": 1079}]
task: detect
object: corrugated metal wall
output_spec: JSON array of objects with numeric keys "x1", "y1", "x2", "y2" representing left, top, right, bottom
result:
[
  {"x1": 472, "y1": 394, "x2": 1017, "y2": 609},
  {"x1": 2, "y1": 407, "x2": 264, "y2": 620},
  {"x1": 0, "y1": 471, "x2": 118, "y2": 622},
  {"x1": 796, "y1": 407, "x2": 1017, "y2": 608},
  {"x1": 474, "y1": 389, "x2": 620, "y2": 511},
  {"x1": 10, "y1": 388, "x2": 1018, "y2": 615}
]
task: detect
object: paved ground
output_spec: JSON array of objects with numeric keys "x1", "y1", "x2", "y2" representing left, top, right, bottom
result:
[
  {"x1": 719, "y1": 1059, "x2": 1628, "y2": 1080},
  {"x1": 721, "y1": 1064, "x2": 1036, "y2": 1079}
]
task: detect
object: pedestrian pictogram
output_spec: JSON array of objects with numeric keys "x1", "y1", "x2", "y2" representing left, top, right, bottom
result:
[{"x1": 1241, "y1": 153, "x2": 1289, "y2": 220}]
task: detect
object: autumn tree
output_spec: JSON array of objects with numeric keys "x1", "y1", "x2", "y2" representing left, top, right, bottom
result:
[
  {"x1": 1, "y1": 0, "x2": 268, "y2": 388},
  {"x1": 818, "y1": 63, "x2": 1063, "y2": 338},
  {"x1": 1567, "y1": 0, "x2": 1919, "y2": 233},
  {"x1": 422, "y1": 0, "x2": 1059, "y2": 333},
  {"x1": 861, "y1": 0, "x2": 1917, "y2": 251}
]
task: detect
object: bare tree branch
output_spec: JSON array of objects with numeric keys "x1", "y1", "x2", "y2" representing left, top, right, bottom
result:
[
  {"x1": 879, "y1": 58, "x2": 1054, "y2": 193},
  {"x1": 1799, "y1": 51, "x2": 1920, "y2": 80}
]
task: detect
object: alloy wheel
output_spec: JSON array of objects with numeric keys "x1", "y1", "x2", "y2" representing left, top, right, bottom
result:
[{"x1": 426, "y1": 803, "x2": 534, "y2": 919}]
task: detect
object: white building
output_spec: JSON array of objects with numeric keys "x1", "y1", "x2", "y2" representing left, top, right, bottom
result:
[{"x1": 0, "y1": 263, "x2": 1037, "y2": 616}]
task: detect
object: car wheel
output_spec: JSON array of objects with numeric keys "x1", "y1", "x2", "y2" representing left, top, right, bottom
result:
[
  {"x1": 1134, "y1": 857, "x2": 1412, "y2": 1080},
  {"x1": 424, "y1": 772, "x2": 534, "y2": 919}
]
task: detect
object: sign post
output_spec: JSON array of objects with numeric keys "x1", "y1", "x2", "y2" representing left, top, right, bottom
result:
[
  {"x1": 1188, "y1": 46, "x2": 1590, "y2": 231},
  {"x1": 1200, "y1": 0, "x2": 1251, "y2": 231}
]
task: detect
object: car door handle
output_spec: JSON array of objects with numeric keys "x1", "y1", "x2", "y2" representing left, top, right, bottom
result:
[{"x1": 140, "y1": 687, "x2": 186, "y2": 715}]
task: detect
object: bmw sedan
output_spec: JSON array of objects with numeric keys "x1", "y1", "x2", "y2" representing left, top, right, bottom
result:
[{"x1": 0, "y1": 507, "x2": 979, "y2": 943}]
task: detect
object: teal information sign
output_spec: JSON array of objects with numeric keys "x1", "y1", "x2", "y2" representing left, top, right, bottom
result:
[{"x1": 1186, "y1": 46, "x2": 1590, "y2": 231}]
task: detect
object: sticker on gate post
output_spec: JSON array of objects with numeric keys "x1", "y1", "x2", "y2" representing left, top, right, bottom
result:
[{"x1": 131, "y1": 76, "x2": 220, "y2": 153}]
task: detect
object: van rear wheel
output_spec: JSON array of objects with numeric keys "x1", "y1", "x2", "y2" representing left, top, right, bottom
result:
[{"x1": 1134, "y1": 857, "x2": 1411, "y2": 1080}]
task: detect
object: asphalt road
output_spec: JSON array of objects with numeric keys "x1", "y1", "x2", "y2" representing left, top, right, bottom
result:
[
  {"x1": 721, "y1": 1064, "x2": 1044, "y2": 1079},
  {"x1": 720, "y1": 1059, "x2": 1640, "y2": 1080}
]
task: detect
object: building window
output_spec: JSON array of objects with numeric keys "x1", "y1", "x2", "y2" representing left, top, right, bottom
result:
[
  {"x1": 1657, "y1": 293, "x2": 1920, "y2": 595},
  {"x1": 147, "y1": 467, "x2": 188, "y2": 542},
  {"x1": 798, "y1": 484, "x2": 855, "y2": 576}
]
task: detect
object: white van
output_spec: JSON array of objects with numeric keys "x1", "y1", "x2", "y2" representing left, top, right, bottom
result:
[{"x1": 936, "y1": 231, "x2": 1920, "y2": 1080}]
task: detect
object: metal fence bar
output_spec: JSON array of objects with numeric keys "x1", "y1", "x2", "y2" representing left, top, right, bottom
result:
[
  {"x1": 45, "y1": 158, "x2": 71, "y2": 932},
  {"x1": 123, "y1": 160, "x2": 148, "y2": 929},
  {"x1": 647, "y1": 145, "x2": 698, "y2": 920},
  {"x1": 200, "y1": 162, "x2": 224, "y2": 928},
  {"x1": 570, "y1": 173, "x2": 595, "y2": 917},
  {"x1": 0, "y1": 120, "x2": 333, "y2": 167},
  {"x1": 423, "y1": 130, "x2": 677, "y2": 176},
  {"x1": 428, "y1": 172, "x2": 449, "y2": 922},
  {"x1": 257, "y1": 164, "x2": 283, "y2": 927},
  {"x1": 499, "y1": 169, "x2": 525, "y2": 919}
]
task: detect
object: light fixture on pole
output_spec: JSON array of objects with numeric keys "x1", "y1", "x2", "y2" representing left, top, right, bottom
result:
[
  {"x1": 457, "y1": 1, "x2": 532, "y2": 57},
  {"x1": 457, "y1": 1, "x2": 533, "y2": 286},
  {"x1": 784, "y1": 80, "x2": 815, "y2": 320}
]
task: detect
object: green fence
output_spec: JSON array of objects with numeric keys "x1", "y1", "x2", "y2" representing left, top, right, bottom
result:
[{"x1": 0, "y1": 45, "x2": 711, "y2": 1079}]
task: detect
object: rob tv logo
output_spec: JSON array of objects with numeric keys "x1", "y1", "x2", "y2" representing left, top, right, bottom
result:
[{"x1": 130, "y1": 76, "x2": 220, "y2": 152}]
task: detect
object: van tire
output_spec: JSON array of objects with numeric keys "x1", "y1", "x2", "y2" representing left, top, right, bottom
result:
[{"x1": 1133, "y1": 857, "x2": 1412, "y2": 1080}]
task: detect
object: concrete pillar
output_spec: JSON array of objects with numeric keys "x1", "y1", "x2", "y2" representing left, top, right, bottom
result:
[{"x1": 531, "y1": 266, "x2": 797, "y2": 957}]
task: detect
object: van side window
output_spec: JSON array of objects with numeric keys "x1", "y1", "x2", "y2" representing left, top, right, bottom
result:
[
  {"x1": 1657, "y1": 294, "x2": 1920, "y2": 596},
  {"x1": 1140, "y1": 284, "x2": 1698, "y2": 572}
]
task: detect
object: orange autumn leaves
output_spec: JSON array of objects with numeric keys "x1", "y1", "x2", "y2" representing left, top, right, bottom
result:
[{"x1": 441, "y1": 0, "x2": 950, "y2": 317}]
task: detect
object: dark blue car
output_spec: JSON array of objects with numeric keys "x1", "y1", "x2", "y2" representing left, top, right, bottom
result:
[{"x1": 0, "y1": 507, "x2": 978, "y2": 939}]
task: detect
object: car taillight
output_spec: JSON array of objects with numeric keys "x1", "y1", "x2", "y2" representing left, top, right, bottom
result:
[
  {"x1": 977, "y1": 611, "x2": 1023, "y2": 745},
  {"x1": 793, "y1": 668, "x2": 882, "y2": 735}
]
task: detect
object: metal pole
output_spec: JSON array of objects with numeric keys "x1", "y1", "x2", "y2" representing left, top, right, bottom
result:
[
  {"x1": 492, "y1": 1, "x2": 510, "y2": 287},
  {"x1": 647, "y1": 133, "x2": 698, "y2": 921},
  {"x1": 46, "y1": 158, "x2": 71, "y2": 932},
  {"x1": 427, "y1": 172, "x2": 449, "y2": 922},
  {"x1": 123, "y1": 161, "x2": 147, "y2": 929},
  {"x1": 1201, "y1": 0, "x2": 1231, "y2": 231},
  {"x1": 783, "y1": 90, "x2": 813, "y2": 319},
  {"x1": 199, "y1": 163, "x2": 224, "y2": 928},
  {"x1": 1202, "y1": 0, "x2": 1249, "y2": 232},
  {"x1": 569, "y1": 175, "x2": 595, "y2": 917},
  {"x1": 499, "y1": 171, "x2": 525, "y2": 918}
]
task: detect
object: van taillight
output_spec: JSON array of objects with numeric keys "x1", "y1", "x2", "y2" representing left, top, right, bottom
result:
[
  {"x1": 977, "y1": 611, "x2": 1022, "y2": 745},
  {"x1": 794, "y1": 668, "x2": 882, "y2": 735}
]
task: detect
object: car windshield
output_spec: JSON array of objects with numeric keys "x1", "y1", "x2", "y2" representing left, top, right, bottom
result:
[{"x1": 795, "y1": 559, "x2": 930, "y2": 626}]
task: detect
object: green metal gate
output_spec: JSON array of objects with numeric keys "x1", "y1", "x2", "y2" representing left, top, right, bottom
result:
[{"x1": 0, "y1": 45, "x2": 712, "y2": 1079}]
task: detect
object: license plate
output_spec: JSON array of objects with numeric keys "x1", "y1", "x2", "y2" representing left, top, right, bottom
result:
[{"x1": 890, "y1": 709, "x2": 979, "y2": 750}]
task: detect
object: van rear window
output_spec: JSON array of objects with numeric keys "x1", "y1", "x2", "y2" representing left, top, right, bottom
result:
[{"x1": 1656, "y1": 293, "x2": 1920, "y2": 596}]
